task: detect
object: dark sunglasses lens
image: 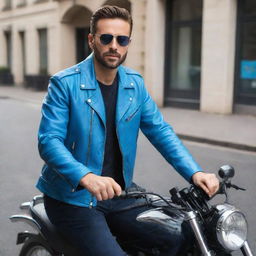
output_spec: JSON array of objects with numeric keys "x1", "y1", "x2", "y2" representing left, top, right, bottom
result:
[
  {"x1": 117, "y1": 36, "x2": 130, "y2": 46},
  {"x1": 100, "y1": 34, "x2": 113, "y2": 45}
]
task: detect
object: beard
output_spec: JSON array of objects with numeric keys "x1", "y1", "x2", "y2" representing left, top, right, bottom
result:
[{"x1": 93, "y1": 44, "x2": 127, "y2": 69}]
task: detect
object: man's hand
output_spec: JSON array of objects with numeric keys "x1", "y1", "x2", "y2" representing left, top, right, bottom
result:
[
  {"x1": 79, "y1": 173, "x2": 122, "y2": 201},
  {"x1": 192, "y1": 172, "x2": 219, "y2": 197}
]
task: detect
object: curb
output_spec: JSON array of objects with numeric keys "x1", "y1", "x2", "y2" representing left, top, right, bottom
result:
[{"x1": 178, "y1": 134, "x2": 256, "y2": 152}]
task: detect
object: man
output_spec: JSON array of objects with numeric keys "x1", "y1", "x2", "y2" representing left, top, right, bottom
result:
[{"x1": 36, "y1": 5, "x2": 219, "y2": 256}]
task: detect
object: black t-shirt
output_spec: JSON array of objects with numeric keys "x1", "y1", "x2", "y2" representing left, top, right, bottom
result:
[{"x1": 98, "y1": 76, "x2": 125, "y2": 189}]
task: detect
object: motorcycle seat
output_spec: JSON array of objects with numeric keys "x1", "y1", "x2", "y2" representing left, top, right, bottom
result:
[{"x1": 31, "y1": 202, "x2": 79, "y2": 255}]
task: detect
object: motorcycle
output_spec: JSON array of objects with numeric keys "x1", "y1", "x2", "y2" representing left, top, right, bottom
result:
[{"x1": 10, "y1": 165, "x2": 254, "y2": 256}]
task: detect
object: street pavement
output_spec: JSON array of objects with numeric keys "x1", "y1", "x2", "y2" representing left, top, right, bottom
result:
[{"x1": 1, "y1": 85, "x2": 256, "y2": 152}]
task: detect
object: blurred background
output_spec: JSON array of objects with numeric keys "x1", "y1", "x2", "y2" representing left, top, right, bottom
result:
[
  {"x1": 0, "y1": 0, "x2": 256, "y2": 114},
  {"x1": 0, "y1": 0, "x2": 256, "y2": 255}
]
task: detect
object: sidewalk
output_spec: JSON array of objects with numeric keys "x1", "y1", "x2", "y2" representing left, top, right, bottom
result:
[
  {"x1": 0, "y1": 85, "x2": 46, "y2": 104},
  {"x1": 161, "y1": 108, "x2": 256, "y2": 152},
  {"x1": 1, "y1": 85, "x2": 256, "y2": 152}
]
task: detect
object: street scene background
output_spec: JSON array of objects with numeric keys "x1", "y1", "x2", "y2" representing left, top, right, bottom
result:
[
  {"x1": 1, "y1": 0, "x2": 256, "y2": 255},
  {"x1": 0, "y1": 89, "x2": 255, "y2": 256}
]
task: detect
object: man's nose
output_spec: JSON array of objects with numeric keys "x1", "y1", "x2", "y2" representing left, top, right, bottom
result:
[{"x1": 109, "y1": 37, "x2": 118, "y2": 50}]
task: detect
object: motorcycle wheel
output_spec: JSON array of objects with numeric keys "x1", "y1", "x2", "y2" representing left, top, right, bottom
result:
[{"x1": 19, "y1": 234, "x2": 56, "y2": 256}]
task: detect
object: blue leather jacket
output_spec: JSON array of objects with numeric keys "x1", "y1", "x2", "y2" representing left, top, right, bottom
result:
[{"x1": 36, "y1": 54, "x2": 202, "y2": 207}]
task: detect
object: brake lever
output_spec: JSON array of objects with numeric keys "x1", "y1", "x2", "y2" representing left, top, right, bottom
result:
[{"x1": 226, "y1": 183, "x2": 246, "y2": 191}]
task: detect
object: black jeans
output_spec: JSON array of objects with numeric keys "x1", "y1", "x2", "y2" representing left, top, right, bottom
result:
[{"x1": 44, "y1": 195, "x2": 187, "y2": 256}]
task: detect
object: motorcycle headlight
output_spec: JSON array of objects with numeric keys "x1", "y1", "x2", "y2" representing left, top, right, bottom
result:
[{"x1": 216, "y1": 206, "x2": 247, "y2": 251}]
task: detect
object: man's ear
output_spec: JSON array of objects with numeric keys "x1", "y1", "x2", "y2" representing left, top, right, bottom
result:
[{"x1": 88, "y1": 33, "x2": 94, "y2": 50}]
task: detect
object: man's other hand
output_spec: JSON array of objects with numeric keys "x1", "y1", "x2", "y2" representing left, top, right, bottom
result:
[
  {"x1": 192, "y1": 172, "x2": 219, "y2": 197},
  {"x1": 79, "y1": 173, "x2": 122, "y2": 201}
]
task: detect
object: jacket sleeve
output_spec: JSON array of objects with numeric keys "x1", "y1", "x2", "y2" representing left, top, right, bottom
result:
[
  {"x1": 38, "y1": 76, "x2": 91, "y2": 189},
  {"x1": 140, "y1": 86, "x2": 202, "y2": 182}
]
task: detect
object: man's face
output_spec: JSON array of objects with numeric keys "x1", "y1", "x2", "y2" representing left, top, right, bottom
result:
[{"x1": 89, "y1": 18, "x2": 131, "y2": 69}]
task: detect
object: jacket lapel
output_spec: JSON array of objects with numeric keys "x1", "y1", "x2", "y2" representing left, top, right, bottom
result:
[
  {"x1": 79, "y1": 55, "x2": 106, "y2": 126},
  {"x1": 116, "y1": 66, "x2": 135, "y2": 123},
  {"x1": 85, "y1": 88, "x2": 106, "y2": 126}
]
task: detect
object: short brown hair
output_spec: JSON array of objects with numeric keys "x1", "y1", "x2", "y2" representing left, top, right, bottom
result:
[{"x1": 90, "y1": 5, "x2": 133, "y2": 36}]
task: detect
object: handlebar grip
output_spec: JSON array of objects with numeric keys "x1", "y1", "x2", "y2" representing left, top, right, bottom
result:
[{"x1": 118, "y1": 190, "x2": 144, "y2": 199}]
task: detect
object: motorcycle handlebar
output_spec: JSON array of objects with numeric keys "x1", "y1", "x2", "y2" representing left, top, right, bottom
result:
[{"x1": 119, "y1": 190, "x2": 127, "y2": 198}]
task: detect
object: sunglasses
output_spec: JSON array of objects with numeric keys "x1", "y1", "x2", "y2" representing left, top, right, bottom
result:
[{"x1": 95, "y1": 34, "x2": 130, "y2": 47}]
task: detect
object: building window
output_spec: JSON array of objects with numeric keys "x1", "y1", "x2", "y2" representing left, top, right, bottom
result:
[
  {"x1": 3, "y1": 0, "x2": 12, "y2": 10},
  {"x1": 235, "y1": 0, "x2": 256, "y2": 105},
  {"x1": 164, "y1": 0, "x2": 202, "y2": 109},
  {"x1": 38, "y1": 28, "x2": 48, "y2": 75},
  {"x1": 34, "y1": 0, "x2": 48, "y2": 4},
  {"x1": 19, "y1": 31, "x2": 26, "y2": 76},
  {"x1": 17, "y1": 0, "x2": 27, "y2": 8},
  {"x1": 76, "y1": 27, "x2": 91, "y2": 63},
  {"x1": 4, "y1": 31, "x2": 12, "y2": 69}
]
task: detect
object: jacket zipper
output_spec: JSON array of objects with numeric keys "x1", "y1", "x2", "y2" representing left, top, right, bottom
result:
[
  {"x1": 97, "y1": 117, "x2": 107, "y2": 205},
  {"x1": 71, "y1": 141, "x2": 76, "y2": 153},
  {"x1": 53, "y1": 168, "x2": 76, "y2": 192},
  {"x1": 116, "y1": 126, "x2": 126, "y2": 188},
  {"x1": 86, "y1": 109, "x2": 94, "y2": 166},
  {"x1": 125, "y1": 106, "x2": 140, "y2": 122},
  {"x1": 86, "y1": 109, "x2": 95, "y2": 206}
]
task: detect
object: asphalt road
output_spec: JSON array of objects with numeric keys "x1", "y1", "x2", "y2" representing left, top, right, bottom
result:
[{"x1": 0, "y1": 98, "x2": 255, "y2": 255}]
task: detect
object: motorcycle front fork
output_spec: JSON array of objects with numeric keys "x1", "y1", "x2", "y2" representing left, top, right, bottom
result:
[
  {"x1": 185, "y1": 211, "x2": 254, "y2": 256},
  {"x1": 185, "y1": 211, "x2": 213, "y2": 256},
  {"x1": 241, "y1": 241, "x2": 254, "y2": 256}
]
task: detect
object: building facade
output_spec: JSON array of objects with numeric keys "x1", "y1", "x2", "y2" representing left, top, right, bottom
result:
[{"x1": 0, "y1": 0, "x2": 256, "y2": 115}]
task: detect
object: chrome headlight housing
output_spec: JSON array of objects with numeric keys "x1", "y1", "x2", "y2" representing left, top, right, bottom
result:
[{"x1": 216, "y1": 204, "x2": 247, "y2": 251}]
